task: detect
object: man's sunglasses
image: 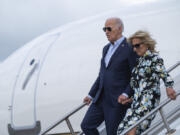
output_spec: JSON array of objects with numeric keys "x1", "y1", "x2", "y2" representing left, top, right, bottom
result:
[
  {"x1": 132, "y1": 43, "x2": 142, "y2": 49},
  {"x1": 103, "y1": 27, "x2": 112, "y2": 32}
]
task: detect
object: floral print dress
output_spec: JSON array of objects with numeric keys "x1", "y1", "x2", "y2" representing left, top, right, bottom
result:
[{"x1": 117, "y1": 50, "x2": 174, "y2": 135}]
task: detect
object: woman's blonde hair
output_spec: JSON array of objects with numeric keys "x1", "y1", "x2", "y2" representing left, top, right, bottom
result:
[{"x1": 128, "y1": 30, "x2": 157, "y2": 52}]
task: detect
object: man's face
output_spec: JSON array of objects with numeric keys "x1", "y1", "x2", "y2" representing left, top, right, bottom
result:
[{"x1": 104, "y1": 19, "x2": 122, "y2": 43}]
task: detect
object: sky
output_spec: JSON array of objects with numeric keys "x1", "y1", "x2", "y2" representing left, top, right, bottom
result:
[{"x1": 0, "y1": 0, "x2": 178, "y2": 61}]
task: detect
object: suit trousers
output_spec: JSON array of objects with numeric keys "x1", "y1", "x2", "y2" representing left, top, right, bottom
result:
[{"x1": 81, "y1": 92, "x2": 126, "y2": 135}]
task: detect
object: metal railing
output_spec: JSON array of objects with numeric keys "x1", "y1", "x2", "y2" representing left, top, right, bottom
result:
[
  {"x1": 41, "y1": 103, "x2": 87, "y2": 135},
  {"x1": 120, "y1": 91, "x2": 180, "y2": 135},
  {"x1": 41, "y1": 61, "x2": 180, "y2": 135},
  {"x1": 166, "y1": 61, "x2": 180, "y2": 73},
  {"x1": 143, "y1": 105, "x2": 180, "y2": 135}
]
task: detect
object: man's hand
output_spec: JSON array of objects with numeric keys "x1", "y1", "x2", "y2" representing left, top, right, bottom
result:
[
  {"x1": 166, "y1": 88, "x2": 176, "y2": 100},
  {"x1": 118, "y1": 95, "x2": 128, "y2": 104},
  {"x1": 83, "y1": 96, "x2": 92, "y2": 105}
]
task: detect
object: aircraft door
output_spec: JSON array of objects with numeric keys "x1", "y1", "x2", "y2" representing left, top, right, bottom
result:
[{"x1": 8, "y1": 34, "x2": 60, "y2": 134}]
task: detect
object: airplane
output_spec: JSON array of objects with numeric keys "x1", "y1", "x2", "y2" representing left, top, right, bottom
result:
[{"x1": 0, "y1": 0, "x2": 180, "y2": 134}]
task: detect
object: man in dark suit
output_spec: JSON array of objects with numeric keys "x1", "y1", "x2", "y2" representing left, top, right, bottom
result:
[{"x1": 81, "y1": 17, "x2": 137, "y2": 135}]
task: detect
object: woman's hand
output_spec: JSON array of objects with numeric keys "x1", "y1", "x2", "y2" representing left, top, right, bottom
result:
[{"x1": 166, "y1": 88, "x2": 176, "y2": 100}]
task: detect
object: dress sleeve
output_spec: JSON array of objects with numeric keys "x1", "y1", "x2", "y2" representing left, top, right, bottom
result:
[{"x1": 154, "y1": 56, "x2": 174, "y2": 88}]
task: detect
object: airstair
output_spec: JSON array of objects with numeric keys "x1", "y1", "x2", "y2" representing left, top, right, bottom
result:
[{"x1": 41, "y1": 61, "x2": 180, "y2": 135}]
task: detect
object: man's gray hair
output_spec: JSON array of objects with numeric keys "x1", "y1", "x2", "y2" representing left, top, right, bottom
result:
[{"x1": 116, "y1": 18, "x2": 124, "y2": 32}]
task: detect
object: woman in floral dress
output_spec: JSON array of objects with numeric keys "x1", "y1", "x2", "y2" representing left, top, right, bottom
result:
[{"x1": 117, "y1": 30, "x2": 176, "y2": 135}]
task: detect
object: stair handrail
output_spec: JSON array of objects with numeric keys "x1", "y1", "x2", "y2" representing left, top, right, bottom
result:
[
  {"x1": 41, "y1": 102, "x2": 87, "y2": 135},
  {"x1": 166, "y1": 61, "x2": 180, "y2": 73},
  {"x1": 143, "y1": 105, "x2": 180, "y2": 135},
  {"x1": 120, "y1": 90, "x2": 180, "y2": 135}
]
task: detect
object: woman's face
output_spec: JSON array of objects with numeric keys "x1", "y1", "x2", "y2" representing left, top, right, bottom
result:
[{"x1": 132, "y1": 38, "x2": 147, "y2": 56}]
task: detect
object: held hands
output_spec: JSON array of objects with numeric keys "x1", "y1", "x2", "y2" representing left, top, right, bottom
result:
[
  {"x1": 118, "y1": 95, "x2": 132, "y2": 105},
  {"x1": 83, "y1": 96, "x2": 92, "y2": 105},
  {"x1": 166, "y1": 88, "x2": 176, "y2": 100},
  {"x1": 121, "y1": 98, "x2": 133, "y2": 104}
]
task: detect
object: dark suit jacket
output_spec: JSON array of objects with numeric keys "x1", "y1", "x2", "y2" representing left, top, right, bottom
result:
[{"x1": 89, "y1": 38, "x2": 137, "y2": 107}]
